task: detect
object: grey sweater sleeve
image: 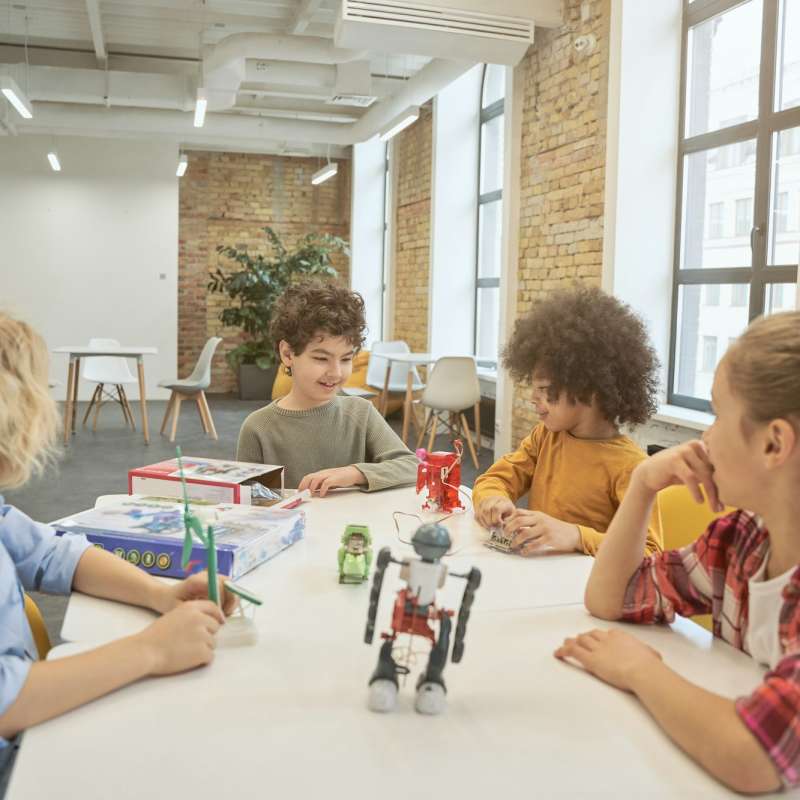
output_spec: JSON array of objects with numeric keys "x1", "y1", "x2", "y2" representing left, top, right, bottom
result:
[
  {"x1": 353, "y1": 403, "x2": 418, "y2": 492},
  {"x1": 235, "y1": 413, "x2": 265, "y2": 464}
]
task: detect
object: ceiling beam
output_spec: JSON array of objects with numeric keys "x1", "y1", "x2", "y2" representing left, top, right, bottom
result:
[
  {"x1": 85, "y1": 0, "x2": 107, "y2": 65},
  {"x1": 288, "y1": 0, "x2": 324, "y2": 35}
]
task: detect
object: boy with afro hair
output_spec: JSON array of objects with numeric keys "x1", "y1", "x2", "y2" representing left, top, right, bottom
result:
[
  {"x1": 236, "y1": 279, "x2": 417, "y2": 494},
  {"x1": 473, "y1": 286, "x2": 662, "y2": 556}
]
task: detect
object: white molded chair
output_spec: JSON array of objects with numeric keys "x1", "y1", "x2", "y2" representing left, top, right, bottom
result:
[
  {"x1": 358, "y1": 341, "x2": 425, "y2": 416},
  {"x1": 415, "y1": 357, "x2": 481, "y2": 468},
  {"x1": 158, "y1": 337, "x2": 222, "y2": 442},
  {"x1": 81, "y1": 338, "x2": 138, "y2": 432}
]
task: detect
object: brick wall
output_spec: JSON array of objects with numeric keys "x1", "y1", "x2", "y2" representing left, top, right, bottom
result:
[
  {"x1": 392, "y1": 103, "x2": 433, "y2": 352},
  {"x1": 179, "y1": 151, "x2": 351, "y2": 393},
  {"x1": 511, "y1": 0, "x2": 611, "y2": 444}
]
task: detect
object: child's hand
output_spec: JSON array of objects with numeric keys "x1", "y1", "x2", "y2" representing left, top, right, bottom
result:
[
  {"x1": 504, "y1": 510, "x2": 581, "y2": 554},
  {"x1": 634, "y1": 440, "x2": 723, "y2": 512},
  {"x1": 554, "y1": 628, "x2": 662, "y2": 692},
  {"x1": 476, "y1": 496, "x2": 516, "y2": 528},
  {"x1": 156, "y1": 571, "x2": 238, "y2": 617},
  {"x1": 138, "y1": 601, "x2": 224, "y2": 676},
  {"x1": 298, "y1": 466, "x2": 366, "y2": 497}
]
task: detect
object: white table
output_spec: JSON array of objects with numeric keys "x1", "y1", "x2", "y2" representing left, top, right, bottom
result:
[
  {"x1": 53, "y1": 346, "x2": 158, "y2": 445},
  {"x1": 59, "y1": 487, "x2": 595, "y2": 643},
  {"x1": 9, "y1": 607, "x2": 773, "y2": 799}
]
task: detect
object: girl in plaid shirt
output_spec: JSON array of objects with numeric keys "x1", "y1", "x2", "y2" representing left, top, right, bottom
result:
[{"x1": 556, "y1": 310, "x2": 800, "y2": 794}]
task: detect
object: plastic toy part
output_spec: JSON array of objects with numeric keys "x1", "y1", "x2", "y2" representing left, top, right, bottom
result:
[
  {"x1": 338, "y1": 524, "x2": 373, "y2": 584},
  {"x1": 415, "y1": 443, "x2": 464, "y2": 514},
  {"x1": 217, "y1": 615, "x2": 258, "y2": 648},
  {"x1": 485, "y1": 528, "x2": 514, "y2": 553}
]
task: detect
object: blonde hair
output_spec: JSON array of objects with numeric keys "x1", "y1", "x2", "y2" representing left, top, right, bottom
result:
[
  {"x1": 0, "y1": 314, "x2": 60, "y2": 490},
  {"x1": 725, "y1": 310, "x2": 800, "y2": 427}
]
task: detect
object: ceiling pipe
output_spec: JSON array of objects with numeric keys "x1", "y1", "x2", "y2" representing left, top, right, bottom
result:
[{"x1": 203, "y1": 33, "x2": 367, "y2": 110}]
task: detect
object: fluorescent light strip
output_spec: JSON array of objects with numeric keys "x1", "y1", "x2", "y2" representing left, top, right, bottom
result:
[
  {"x1": 176, "y1": 154, "x2": 188, "y2": 177},
  {"x1": 194, "y1": 89, "x2": 207, "y2": 128},
  {"x1": 0, "y1": 76, "x2": 33, "y2": 119},
  {"x1": 379, "y1": 106, "x2": 419, "y2": 142},
  {"x1": 311, "y1": 162, "x2": 338, "y2": 185},
  {"x1": 47, "y1": 152, "x2": 61, "y2": 172}
]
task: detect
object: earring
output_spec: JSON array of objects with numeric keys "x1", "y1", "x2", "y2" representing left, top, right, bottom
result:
[{"x1": 285, "y1": 365, "x2": 292, "y2": 377}]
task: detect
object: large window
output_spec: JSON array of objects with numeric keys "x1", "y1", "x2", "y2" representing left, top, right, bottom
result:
[
  {"x1": 671, "y1": 0, "x2": 800, "y2": 409},
  {"x1": 475, "y1": 64, "x2": 505, "y2": 364}
]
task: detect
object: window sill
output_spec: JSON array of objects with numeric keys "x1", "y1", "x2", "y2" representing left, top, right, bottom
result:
[{"x1": 652, "y1": 404, "x2": 714, "y2": 432}]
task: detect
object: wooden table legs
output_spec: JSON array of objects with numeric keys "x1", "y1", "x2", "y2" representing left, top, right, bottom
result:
[
  {"x1": 63, "y1": 357, "x2": 76, "y2": 445},
  {"x1": 136, "y1": 358, "x2": 150, "y2": 444}
]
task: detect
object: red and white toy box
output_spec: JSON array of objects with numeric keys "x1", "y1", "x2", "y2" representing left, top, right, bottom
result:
[{"x1": 128, "y1": 457, "x2": 284, "y2": 505}]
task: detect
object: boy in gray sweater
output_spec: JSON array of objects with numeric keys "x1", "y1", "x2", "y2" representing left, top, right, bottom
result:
[{"x1": 236, "y1": 280, "x2": 417, "y2": 493}]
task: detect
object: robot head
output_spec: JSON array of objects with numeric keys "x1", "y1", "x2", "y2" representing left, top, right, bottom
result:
[
  {"x1": 411, "y1": 523, "x2": 451, "y2": 562},
  {"x1": 342, "y1": 524, "x2": 371, "y2": 548}
]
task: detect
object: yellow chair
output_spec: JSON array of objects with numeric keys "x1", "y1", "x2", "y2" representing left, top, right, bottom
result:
[
  {"x1": 656, "y1": 485, "x2": 734, "y2": 632},
  {"x1": 24, "y1": 594, "x2": 51, "y2": 659}
]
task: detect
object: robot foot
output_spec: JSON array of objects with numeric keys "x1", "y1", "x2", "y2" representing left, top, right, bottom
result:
[
  {"x1": 414, "y1": 681, "x2": 447, "y2": 715},
  {"x1": 367, "y1": 679, "x2": 398, "y2": 713}
]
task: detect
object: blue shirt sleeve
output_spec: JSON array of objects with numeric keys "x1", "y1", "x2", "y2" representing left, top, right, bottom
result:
[{"x1": 0, "y1": 502, "x2": 91, "y2": 595}]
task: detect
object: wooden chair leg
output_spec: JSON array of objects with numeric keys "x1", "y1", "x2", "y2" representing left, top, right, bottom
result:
[
  {"x1": 474, "y1": 401, "x2": 481, "y2": 455},
  {"x1": 92, "y1": 384, "x2": 104, "y2": 432},
  {"x1": 82, "y1": 385, "x2": 101, "y2": 427},
  {"x1": 116, "y1": 385, "x2": 132, "y2": 428},
  {"x1": 460, "y1": 413, "x2": 480, "y2": 469},
  {"x1": 169, "y1": 394, "x2": 183, "y2": 442},
  {"x1": 416, "y1": 410, "x2": 430, "y2": 450},
  {"x1": 120, "y1": 386, "x2": 136, "y2": 431},
  {"x1": 160, "y1": 392, "x2": 176, "y2": 435},
  {"x1": 194, "y1": 395, "x2": 209, "y2": 433},
  {"x1": 427, "y1": 411, "x2": 438, "y2": 451},
  {"x1": 198, "y1": 391, "x2": 218, "y2": 440}
]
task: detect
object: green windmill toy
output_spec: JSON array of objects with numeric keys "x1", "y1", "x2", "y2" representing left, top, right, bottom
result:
[{"x1": 176, "y1": 446, "x2": 219, "y2": 605}]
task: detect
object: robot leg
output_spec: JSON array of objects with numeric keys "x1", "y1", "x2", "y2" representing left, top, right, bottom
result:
[
  {"x1": 415, "y1": 613, "x2": 452, "y2": 715},
  {"x1": 368, "y1": 639, "x2": 400, "y2": 713}
]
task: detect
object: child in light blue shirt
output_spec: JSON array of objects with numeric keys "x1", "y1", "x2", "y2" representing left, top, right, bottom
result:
[{"x1": 0, "y1": 314, "x2": 237, "y2": 792}]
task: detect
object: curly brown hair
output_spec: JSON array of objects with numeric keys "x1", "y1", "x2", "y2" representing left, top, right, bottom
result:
[
  {"x1": 502, "y1": 286, "x2": 659, "y2": 426},
  {"x1": 269, "y1": 279, "x2": 367, "y2": 356}
]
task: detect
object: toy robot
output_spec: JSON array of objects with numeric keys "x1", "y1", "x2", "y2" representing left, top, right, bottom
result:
[
  {"x1": 364, "y1": 523, "x2": 481, "y2": 715},
  {"x1": 338, "y1": 524, "x2": 373, "y2": 584},
  {"x1": 416, "y1": 441, "x2": 464, "y2": 514}
]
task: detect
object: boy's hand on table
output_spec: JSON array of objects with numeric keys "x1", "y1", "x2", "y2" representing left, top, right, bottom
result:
[
  {"x1": 554, "y1": 628, "x2": 663, "y2": 693},
  {"x1": 504, "y1": 510, "x2": 581, "y2": 554},
  {"x1": 153, "y1": 571, "x2": 238, "y2": 617},
  {"x1": 298, "y1": 465, "x2": 366, "y2": 497},
  {"x1": 475, "y1": 496, "x2": 516, "y2": 528},
  {"x1": 137, "y1": 601, "x2": 225, "y2": 675},
  {"x1": 634, "y1": 440, "x2": 723, "y2": 512}
]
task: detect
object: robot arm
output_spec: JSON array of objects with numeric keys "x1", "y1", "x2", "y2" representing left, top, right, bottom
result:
[{"x1": 451, "y1": 567, "x2": 482, "y2": 663}]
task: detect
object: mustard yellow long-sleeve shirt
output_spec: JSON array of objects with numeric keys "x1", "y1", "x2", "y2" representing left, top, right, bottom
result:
[{"x1": 472, "y1": 424, "x2": 662, "y2": 556}]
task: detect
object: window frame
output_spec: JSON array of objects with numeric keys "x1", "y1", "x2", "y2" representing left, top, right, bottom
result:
[
  {"x1": 669, "y1": 0, "x2": 800, "y2": 412},
  {"x1": 474, "y1": 64, "x2": 505, "y2": 363}
]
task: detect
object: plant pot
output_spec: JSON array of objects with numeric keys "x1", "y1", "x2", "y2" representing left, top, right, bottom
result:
[{"x1": 238, "y1": 363, "x2": 278, "y2": 401}]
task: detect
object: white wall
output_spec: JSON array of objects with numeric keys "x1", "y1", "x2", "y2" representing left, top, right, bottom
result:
[
  {"x1": 350, "y1": 135, "x2": 386, "y2": 345},
  {"x1": 429, "y1": 65, "x2": 482, "y2": 354},
  {"x1": 0, "y1": 135, "x2": 178, "y2": 400}
]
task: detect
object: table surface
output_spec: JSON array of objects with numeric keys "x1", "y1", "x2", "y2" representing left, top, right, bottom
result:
[
  {"x1": 10, "y1": 487, "x2": 775, "y2": 799},
  {"x1": 53, "y1": 346, "x2": 158, "y2": 356}
]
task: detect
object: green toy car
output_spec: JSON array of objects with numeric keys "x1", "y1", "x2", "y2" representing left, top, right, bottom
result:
[{"x1": 338, "y1": 524, "x2": 373, "y2": 584}]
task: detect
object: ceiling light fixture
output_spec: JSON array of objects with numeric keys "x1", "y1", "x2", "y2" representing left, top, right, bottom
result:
[
  {"x1": 379, "y1": 105, "x2": 419, "y2": 141},
  {"x1": 47, "y1": 152, "x2": 61, "y2": 172},
  {"x1": 311, "y1": 161, "x2": 338, "y2": 185},
  {"x1": 194, "y1": 88, "x2": 207, "y2": 128},
  {"x1": 0, "y1": 75, "x2": 33, "y2": 119},
  {"x1": 176, "y1": 153, "x2": 188, "y2": 177}
]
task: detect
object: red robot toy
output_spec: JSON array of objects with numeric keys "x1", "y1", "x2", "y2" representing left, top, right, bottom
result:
[{"x1": 415, "y1": 440, "x2": 464, "y2": 514}]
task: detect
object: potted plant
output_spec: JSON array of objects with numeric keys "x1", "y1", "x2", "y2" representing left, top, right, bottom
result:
[{"x1": 209, "y1": 226, "x2": 349, "y2": 400}]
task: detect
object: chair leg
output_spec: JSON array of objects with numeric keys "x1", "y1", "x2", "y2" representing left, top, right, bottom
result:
[
  {"x1": 120, "y1": 386, "x2": 136, "y2": 431},
  {"x1": 474, "y1": 401, "x2": 481, "y2": 455},
  {"x1": 427, "y1": 412, "x2": 438, "y2": 452},
  {"x1": 169, "y1": 394, "x2": 183, "y2": 442},
  {"x1": 195, "y1": 395, "x2": 209, "y2": 433},
  {"x1": 160, "y1": 392, "x2": 176, "y2": 436},
  {"x1": 116, "y1": 385, "x2": 132, "y2": 428},
  {"x1": 82, "y1": 385, "x2": 101, "y2": 427},
  {"x1": 92, "y1": 384, "x2": 104, "y2": 432},
  {"x1": 416, "y1": 410, "x2": 431, "y2": 450},
  {"x1": 460, "y1": 413, "x2": 480, "y2": 470},
  {"x1": 198, "y1": 391, "x2": 218, "y2": 440}
]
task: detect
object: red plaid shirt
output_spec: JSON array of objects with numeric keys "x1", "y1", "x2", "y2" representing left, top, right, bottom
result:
[{"x1": 623, "y1": 510, "x2": 800, "y2": 789}]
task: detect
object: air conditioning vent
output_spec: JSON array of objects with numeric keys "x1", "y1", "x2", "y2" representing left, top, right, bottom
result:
[{"x1": 326, "y1": 94, "x2": 377, "y2": 108}]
